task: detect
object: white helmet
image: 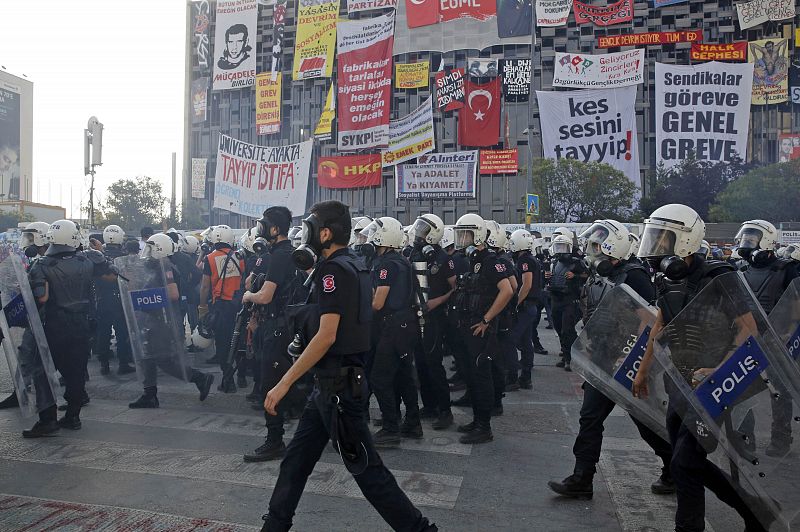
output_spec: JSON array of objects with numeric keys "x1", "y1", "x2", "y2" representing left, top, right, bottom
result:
[
  {"x1": 143, "y1": 233, "x2": 177, "y2": 260},
  {"x1": 239, "y1": 227, "x2": 257, "y2": 253},
  {"x1": 361, "y1": 217, "x2": 404, "y2": 249},
  {"x1": 412, "y1": 214, "x2": 445, "y2": 246},
  {"x1": 777, "y1": 246, "x2": 788, "y2": 258},
  {"x1": 553, "y1": 226, "x2": 575, "y2": 242},
  {"x1": 349, "y1": 216, "x2": 373, "y2": 247},
  {"x1": 785, "y1": 244, "x2": 800, "y2": 261},
  {"x1": 699, "y1": 240, "x2": 711, "y2": 259},
  {"x1": 485, "y1": 220, "x2": 507, "y2": 250},
  {"x1": 579, "y1": 220, "x2": 631, "y2": 262},
  {"x1": 628, "y1": 233, "x2": 640, "y2": 258},
  {"x1": 46, "y1": 220, "x2": 81, "y2": 249},
  {"x1": 183, "y1": 235, "x2": 200, "y2": 254},
  {"x1": 509, "y1": 229, "x2": 534, "y2": 253},
  {"x1": 210, "y1": 224, "x2": 234, "y2": 245},
  {"x1": 102, "y1": 224, "x2": 125, "y2": 245},
  {"x1": 639, "y1": 204, "x2": 705, "y2": 259},
  {"x1": 532, "y1": 237, "x2": 545, "y2": 255},
  {"x1": 734, "y1": 220, "x2": 778, "y2": 252},
  {"x1": 551, "y1": 234, "x2": 573, "y2": 256},
  {"x1": 190, "y1": 327, "x2": 214, "y2": 349},
  {"x1": 21, "y1": 221, "x2": 50, "y2": 248},
  {"x1": 288, "y1": 226, "x2": 303, "y2": 249},
  {"x1": 453, "y1": 213, "x2": 487, "y2": 249},
  {"x1": 440, "y1": 227, "x2": 455, "y2": 249}
]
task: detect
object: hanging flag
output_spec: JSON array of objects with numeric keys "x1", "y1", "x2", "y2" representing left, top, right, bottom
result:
[
  {"x1": 315, "y1": 85, "x2": 335, "y2": 141},
  {"x1": 256, "y1": 72, "x2": 282, "y2": 135},
  {"x1": 436, "y1": 68, "x2": 466, "y2": 110},
  {"x1": 406, "y1": 0, "x2": 439, "y2": 27},
  {"x1": 212, "y1": 0, "x2": 258, "y2": 90},
  {"x1": 501, "y1": 59, "x2": 531, "y2": 102},
  {"x1": 459, "y1": 78, "x2": 501, "y2": 147},
  {"x1": 293, "y1": 0, "x2": 340, "y2": 80},
  {"x1": 318, "y1": 154, "x2": 382, "y2": 189},
  {"x1": 497, "y1": 0, "x2": 532, "y2": 37}
]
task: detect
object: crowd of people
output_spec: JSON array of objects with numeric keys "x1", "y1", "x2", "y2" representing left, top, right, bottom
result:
[{"x1": 0, "y1": 202, "x2": 798, "y2": 531}]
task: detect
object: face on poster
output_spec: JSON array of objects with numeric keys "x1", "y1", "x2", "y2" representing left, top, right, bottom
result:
[
  {"x1": 750, "y1": 38, "x2": 789, "y2": 105},
  {"x1": 213, "y1": 0, "x2": 258, "y2": 90},
  {"x1": 0, "y1": 87, "x2": 20, "y2": 177}
]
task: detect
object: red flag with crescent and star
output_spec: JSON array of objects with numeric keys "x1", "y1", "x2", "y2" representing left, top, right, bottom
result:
[
  {"x1": 458, "y1": 77, "x2": 501, "y2": 147},
  {"x1": 406, "y1": 0, "x2": 439, "y2": 28}
]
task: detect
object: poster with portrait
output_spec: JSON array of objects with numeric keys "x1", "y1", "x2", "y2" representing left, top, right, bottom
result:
[
  {"x1": 0, "y1": 84, "x2": 20, "y2": 185},
  {"x1": 749, "y1": 38, "x2": 788, "y2": 105},
  {"x1": 212, "y1": 0, "x2": 258, "y2": 90},
  {"x1": 191, "y1": 78, "x2": 208, "y2": 123}
]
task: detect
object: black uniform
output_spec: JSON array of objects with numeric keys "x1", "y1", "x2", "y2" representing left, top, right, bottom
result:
[
  {"x1": 510, "y1": 250, "x2": 542, "y2": 383},
  {"x1": 263, "y1": 248, "x2": 435, "y2": 532},
  {"x1": 93, "y1": 244, "x2": 133, "y2": 371},
  {"x1": 494, "y1": 250, "x2": 517, "y2": 407},
  {"x1": 549, "y1": 255, "x2": 587, "y2": 363}
]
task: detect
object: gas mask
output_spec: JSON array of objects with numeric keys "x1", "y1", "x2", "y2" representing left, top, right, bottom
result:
[
  {"x1": 257, "y1": 214, "x2": 279, "y2": 244},
  {"x1": 24, "y1": 245, "x2": 39, "y2": 258},
  {"x1": 252, "y1": 237, "x2": 269, "y2": 255},
  {"x1": 291, "y1": 214, "x2": 328, "y2": 271},
  {"x1": 748, "y1": 248, "x2": 772, "y2": 267},
  {"x1": 557, "y1": 253, "x2": 572, "y2": 262},
  {"x1": 651, "y1": 256, "x2": 689, "y2": 280},
  {"x1": 360, "y1": 242, "x2": 376, "y2": 258},
  {"x1": 594, "y1": 258, "x2": 614, "y2": 277},
  {"x1": 466, "y1": 245, "x2": 479, "y2": 263}
]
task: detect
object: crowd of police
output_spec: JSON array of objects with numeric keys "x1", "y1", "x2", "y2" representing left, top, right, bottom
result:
[{"x1": 0, "y1": 199, "x2": 799, "y2": 532}]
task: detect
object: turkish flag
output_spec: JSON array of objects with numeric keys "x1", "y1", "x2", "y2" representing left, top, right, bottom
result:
[
  {"x1": 406, "y1": 0, "x2": 439, "y2": 28},
  {"x1": 459, "y1": 78, "x2": 501, "y2": 147}
]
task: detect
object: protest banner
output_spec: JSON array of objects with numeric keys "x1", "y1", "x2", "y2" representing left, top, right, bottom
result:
[
  {"x1": 395, "y1": 62, "x2": 430, "y2": 89},
  {"x1": 318, "y1": 154, "x2": 382, "y2": 189},
  {"x1": 778, "y1": 134, "x2": 800, "y2": 162},
  {"x1": 552, "y1": 49, "x2": 644, "y2": 88},
  {"x1": 574, "y1": 0, "x2": 632, "y2": 26},
  {"x1": 191, "y1": 158, "x2": 206, "y2": 199},
  {"x1": 396, "y1": 150, "x2": 477, "y2": 199},
  {"x1": 192, "y1": 1, "x2": 212, "y2": 76},
  {"x1": 292, "y1": 0, "x2": 339, "y2": 80},
  {"x1": 337, "y1": 13, "x2": 395, "y2": 151},
  {"x1": 347, "y1": 0, "x2": 397, "y2": 12},
  {"x1": 191, "y1": 78, "x2": 208, "y2": 123},
  {"x1": 501, "y1": 59, "x2": 531, "y2": 102},
  {"x1": 598, "y1": 29, "x2": 701, "y2": 48},
  {"x1": 213, "y1": 134, "x2": 313, "y2": 217},
  {"x1": 479, "y1": 149, "x2": 518, "y2": 174},
  {"x1": 737, "y1": 0, "x2": 793, "y2": 30},
  {"x1": 536, "y1": 0, "x2": 572, "y2": 26},
  {"x1": 212, "y1": 0, "x2": 257, "y2": 90},
  {"x1": 467, "y1": 60, "x2": 500, "y2": 78},
  {"x1": 537, "y1": 86, "x2": 640, "y2": 186},
  {"x1": 749, "y1": 38, "x2": 788, "y2": 105},
  {"x1": 436, "y1": 68, "x2": 465, "y2": 110},
  {"x1": 382, "y1": 97, "x2": 435, "y2": 167},
  {"x1": 315, "y1": 85, "x2": 335, "y2": 141},
  {"x1": 255, "y1": 72, "x2": 281, "y2": 135},
  {"x1": 690, "y1": 42, "x2": 747, "y2": 62},
  {"x1": 654, "y1": 62, "x2": 754, "y2": 170}
]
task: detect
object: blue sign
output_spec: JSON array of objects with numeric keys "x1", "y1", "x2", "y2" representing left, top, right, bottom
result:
[
  {"x1": 2, "y1": 293, "x2": 28, "y2": 328},
  {"x1": 612, "y1": 326, "x2": 651, "y2": 391},
  {"x1": 788, "y1": 323, "x2": 800, "y2": 360},
  {"x1": 694, "y1": 336, "x2": 769, "y2": 419},
  {"x1": 526, "y1": 194, "x2": 539, "y2": 216},
  {"x1": 130, "y1": 287, "x2": 168, "y2": 311}
]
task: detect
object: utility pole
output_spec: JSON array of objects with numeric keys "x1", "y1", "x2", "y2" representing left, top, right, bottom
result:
[
  {"x1": 84, "y1": 116, "x2": 103, "y2": 228},
  {"x1": 171, "y1": 152, "x2": 177, "y2": 223}
]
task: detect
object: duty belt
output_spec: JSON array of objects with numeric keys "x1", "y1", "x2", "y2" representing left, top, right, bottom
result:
[{"x1": 314, "y1": 366, "x2": 365, "y2": 401}]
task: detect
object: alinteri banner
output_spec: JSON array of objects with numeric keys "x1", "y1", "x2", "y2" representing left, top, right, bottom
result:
[
  {"x1": 396, "y1": 150, "x2": 478, "y2": 199},
  {"x1": 655, "y1": 62, "x2": 754, "y2": 169},
  {"x1": 292, "y1": 0, "x2": 340, "y2": 80},
  {"x1": 553, "y1": 49, "x2": 644, "y2": 89},
  {"x1": 212, "y1": 0, "x2": 257, "y2": 90}
]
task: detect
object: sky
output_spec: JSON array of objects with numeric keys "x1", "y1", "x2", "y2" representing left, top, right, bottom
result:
[{"x1": 0, "y1": 0, "x2": 187, "y2": 220}]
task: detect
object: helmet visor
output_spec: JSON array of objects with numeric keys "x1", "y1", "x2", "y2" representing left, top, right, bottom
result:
[
  {"x1": 551, "y1": 241, "x2": 571, "y2": 255},
  {"x1": 453, "y1": 228, "x2": 475, "y2": 250},
  {"x1": 20, "y1": 232, "x2": 35, "y2": 248},
  {"x1": 734, "y1": 227, "x2": 762, "y2": 250},
  {"x1": 360, "y1": 220, "x2": 381, "y2": 243},
  {"x1": 638, "y1": 227, "x2": 676, "y2": 258},
  {"x1": 582, "y1": 225, "x2": 610, "y2": 259},
  {"x1": 412, "y1": 219, "x2": 432, "y2": 242},
  {"x1": 141, "y1": 241, "x2": 155, "y2": 260}
]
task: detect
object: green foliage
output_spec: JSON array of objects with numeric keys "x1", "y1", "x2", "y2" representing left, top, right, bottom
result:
[
  {"x1": 531, "y1": 158, "x2": 638, "y2": 223},
  {"x1": 709, "y1": 160, "x2": 800, "y2": 222},
  {"x1": 102, "y1": 176, "x2": 166, "y2": 232},
  {"x1": 177, "y1": 201, "x2": 206, "y2": 230},
  {"x1": 0, "y1": 209, "x2": 33, "y2": 232}
]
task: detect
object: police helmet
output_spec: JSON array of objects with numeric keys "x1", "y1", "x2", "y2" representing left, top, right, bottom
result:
[
  {"x1": 412, "y1": 214, "x2": 445, "y2": 246},
  {"x1": 349, "y1": 216, "x2": 373, "y2": 247},
  {"x1": 288, "y1": 226, "x2": 303, "y2": 249},
  {"x1": 453, "y1": 213, "x2": 488, "y2": 249},
  {"x1": 509, "y1": 229, "x2": 533, "y2": 253},
  {"x1": 579, "y1": 220, "x2": 631, "y2": 262},
  {"x1": 628, "y1": 233, "x2": 640, "y2": 258},
  {"x1": 183, "y1": 235, "x2": 200, "y2": 254},
  {"x1": 239, "y1": 227, "x2": 257, "y2": 253},
  {"x1": 21, "y1": 221, "x2": 50, "y2": 248},
  {"x1": 210, "y1": 225, "x2": 234, "y2": 245},
  {"x1": 440, "y1": 227, "x2": 455, "y2": 249},
  {"x1": 46, "y1": 220, "x2": 81, "y2": 253},
  {"x1": 143, "y1": 233, "x2": 177, "y2": 260},
  {"x1": 103, "y1": 224, "x2": 125, "y2": 245},
  {"x1": 553, "y1": 226, "x2": 575, "y2": 242},
  {"x1": 735, "y1": 220, "x2": 778, "y2": 252},
  {"x1": 485, "y1": 220, "x2": 507, "y2": 250},
  {"x1": 361, "y1": 217, "x2": 404, "y2": 249},
  {"x1": 638, "y1": 204, "x2": 705, "y2": 259}
]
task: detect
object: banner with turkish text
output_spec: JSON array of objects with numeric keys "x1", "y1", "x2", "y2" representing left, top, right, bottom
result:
[
  {"x1": 459, "y1": 78, "x2": 501, "y2": 147},
  {"x1": 501, "y1": 59, "x2": 531, "y2": 102},
  {"x1": 212, "y1": 0, "x2": 258, "y2": 90},
  {"x1": 396, "y1": 151, "x2": 477, "y2": 199},
  {"x1": 191, "y1": 158, "x2": 207, "y2": 199},
  {"x1": 337, "y1": 13, "x2": 395, "y2": 151},
  {"x1": 192, "y1": 1, "x2": 212, "y2": 75},
  {"x1": 396, "y1": 62, "x2": 430, "y2": 89},
  {"x1": 315, "y1": 84, "x2": 335, "y2": 141},
  {"x1": 191, "y1": 78, "x2": 208, "y2": 123},
  {"x1": 573, "y1": 0, "x2": 632, "y2": 26},
  {"x1": 479, "y1": 149, "x2": 518, "y2": 174},
  {"x1": 690, "y1": 42, "x2": 747, "y2": 62},
  {"x1": 348, "y1": 0, "x2": 398, "y2": 13},
  {"x1": 598, "y1": 29, "x2": 702, "y2": 48},
  {"x1": 737, "y1": 0, "x2": 793, "y2": 30},
  {"x1": 536, "y1": 0, "x2": 571, "y2": 27},
  {"x1": 293, "y1": 0, "x2": 339, "y2": 80},
  {"x1": 256, "y1": 73, "x2": 282, "y2": 135},
  {"x1": 436, "y1": 68, "x2": 465, "y2": 110},
  {"x1": 382, "y1": 97, "x2": 435, "y2": 167},
  {"x1": 318, "y1": 154, "x2": 382, "y2": 189},
  {"x1": 553, "y1": 49, "x2": 644, "y2": 88},
  {"x1": 749, "y1": 38, "x2": 788, "y2": 105}
]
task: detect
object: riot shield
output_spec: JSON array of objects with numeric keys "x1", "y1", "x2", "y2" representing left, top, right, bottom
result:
[
  {"x1": 116, "y1": 256, "x2": 189, "y2": 384},
  {"x1": 653, "y1": 271, "x2": 800, "y2": 531},
  {"x1": 571, "y1": 284, "x2": 670, "y2": 441},
  {"x1": 0, "y1": 254, "x2": 59, "y2": 417},
  {"x1": 769, "y1": 277, "x2": 800, "y2": 362}
]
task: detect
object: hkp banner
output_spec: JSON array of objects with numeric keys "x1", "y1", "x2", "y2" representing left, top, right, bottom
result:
[
  {"x1": 212, "y1": 0, "x2": 258, "y2": 90},
  {"x1": 553, "y1": 49, "x2": 644, "y2": 88}
]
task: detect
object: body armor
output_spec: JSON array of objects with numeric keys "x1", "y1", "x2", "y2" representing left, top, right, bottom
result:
[
  {"x1": 325, "y1": 251, "x2": 373, "y2": 356},
  {"x1": 36, "y1": 252, "x2": 96, "y2": 316},
  {"x1": 742, "y1": 259, "x2": 791, "y2": 315}
]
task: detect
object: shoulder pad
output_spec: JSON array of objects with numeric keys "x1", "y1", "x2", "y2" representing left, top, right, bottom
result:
[
  {"x1": 621, "y1": 261, "x2": 647, "y2": 275},
  {"x1": 771, "y1": 258, "x2": 792, "y2": 271},
  {"x1": 702, "y1": 260, "x2": 735, "y2": 277},
  {"x1": 83, "y1": 249, "x2": 108, "y2": 264},
  {"x1": 37, "y1": 256, "x2": 56, "y2": 267}
]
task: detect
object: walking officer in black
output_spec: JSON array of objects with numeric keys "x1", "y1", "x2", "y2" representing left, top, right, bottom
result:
[
  {"x1": 547, "y1": 234, "x2": 587, "y2": 372},
  {"x1": 259, "y1": 200, "x2": 436, "y2": 532}
]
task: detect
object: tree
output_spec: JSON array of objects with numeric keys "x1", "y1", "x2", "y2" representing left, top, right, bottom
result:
[
  {"x1": 532, "y1": 158, "x2": 638, "y2": 223},
  {"x1": 709, "y1": 159, "x2": 800, "y2": 222},
  {"x1": 177, "y1": 201, "x2": 206, "y2": 230},
  {"x1": 102, "y1": 176, "x2": 167, "y2": 232},
  {"x1": 0, "y1": 209, "x2": 33, "y2": 232},
  {"x1": 639, "y1": 155, "x2": 751, "y2": 219}
]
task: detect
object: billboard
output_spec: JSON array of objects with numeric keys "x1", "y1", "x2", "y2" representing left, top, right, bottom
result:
[{"x1": 0, "y1": 70, "x2": 31, "y2": 201}]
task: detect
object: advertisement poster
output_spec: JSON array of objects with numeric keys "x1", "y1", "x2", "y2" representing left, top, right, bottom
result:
[
  {"x1": 690, "y1": 42, "x2": 748, "y2": 62},
  {"x1": 336, "y1": 12, "x2": 395, "y2": 151},
  {"x1": 501, "y1": 59, "x2": 531, "y2": 102},
  {"x1": 552, "y1": 49, "x2": 644, "y2": 88},
  {"x1": 436, "y1": 68, "x2": 465, "y2": 110},
  {"x1": 573, "y1": 0, "x2": 633, "y2": 26},
  {"x1": 737, "y1": 0, "x2": 793, "y2": 30},
  {"x1": 293, "y1": 0, "x2": 340, "y2": 80},
  {"x1": 318, "y1": 154, "x2": 382, "y2": 188},
  {"x1": 191, "y1": 78, "x2": 208, "y2": 123},
  {"x1": 255, "y1": 73, "x2": 282, "y2": 135},
  {"x1": 191, "y1": 158, "x2": 207, "y2": 199},
  {"x1": 213, "y1": 134, "x2": 313, "y2": 217},
  {"x1": 536, "y1": 0, "x2": 572, "y2": 26},
  {"x1": 212, "y1": 0, "x2": 258, "y2": 90},
  {"x1": 537, "y1": 86, "x2": 640, "y2": 186},
  {"x1": 382, "y1": 97, "x2": 435, "y2": 167},
  {"x1": 192, "y1": 1, "x2": 212, "y2": 75},
  {"x1": 396, "y1": 150, "x2": 477, "y2": 199},
  {"x1": 749, "y1": 38, "x2": 788, "y2": 105},
  {"x1": 315, "y1": 84, "x2": 335, "y2": 141},
  {"x1": 654, "y1": 62, "x2": 754, "y2": 169},
  {"x1": 598, "y1": 29, "x2": 702, "y2": 48},
  {"x1": 395, "y1": 62, "x2": 430, "y2": 89},
  {"x1": 0, "y1": 85, "x2": 20, "y2": 184},
  {"x1": 458, "y1": 78, "x2": 501, "y2": 147},
  {"x1": 479, "y1": 149, "x2": 518, "y2": 174},
  {"x1": 348, "y1": 0, "x2": 397, "y2": 12}
]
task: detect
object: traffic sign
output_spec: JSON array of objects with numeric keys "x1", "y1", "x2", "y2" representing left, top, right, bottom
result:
[{"x1": 526, "y1": 194, "x2": 539, "y2": 216}]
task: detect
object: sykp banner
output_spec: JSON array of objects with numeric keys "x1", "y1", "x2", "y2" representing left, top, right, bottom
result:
[
  {"x1": 396, "y1": 152, "x2": 477, "y2": 199},
  {"x1": 212, "y1": 0, "x2": 258, "y2": 90},
  {"x1": 337, "y1": 12, "x2": 395, "y2": 151},
  {"x1": 382, "y1": 97, "x2": 435, "y2": 167},
  {"x1": 536, "y1": 0, "x2": 571, "y2": 26},
  {"x1": 293, "y1": 0, "x2": 340, "y2": 80},
  {"x1": 255, "y1": 72, "x2": 281, "y2": 135},
  {"x1": 537, "y1": 86, "x2": 640, "y2": 186},
  {"x1": 347, "y1": 0, "x2": 397, "y2": 12},
  {"x1": 573, "y1": 0, "x2": 633, "y2": 26},
  {"x1": 737, "y1": 0, "x2": 793, "y2": 30},
  {"x1": 213, "y1": 134, "x2": 313, "y2": 217},
  {"x1": 691, "y1": 42, "x2": 748, "y2": 62},
  {"x1": 553, "y1": 49, "x2": 644, "y2": 88},
  {"x1": 318, "y1": 154, "x2": 382, "y2": 189}
]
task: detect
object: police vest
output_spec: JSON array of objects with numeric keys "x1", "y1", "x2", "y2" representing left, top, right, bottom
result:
[
  {"x1": 550, "y1": 257, "x2": 581, "y2": 297},
  {"x1": 326, "y1": 251, "x2": 373, "y2": 356},
  {"x1": 207, "y1": 248, "x2": 244, "y2": 302},
  {"x1": 584, "y1": 261, "x2": 648, "y2": 320},
  {"x1": 742, "y1": 258, "x2": 792, "y2": 314},
  {"x1": 455, "y1": 250, "x2": 500, "y2": 321},
  {"x1": 376, "y1": 251, "x2": 413, "y2": 314},
  {"x1": 37, "y1": 252, "x2": 97, "y2": 315}
]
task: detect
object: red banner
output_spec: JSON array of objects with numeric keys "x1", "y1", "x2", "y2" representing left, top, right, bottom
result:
[
  {"x1": 336, "y1": 13, "x2": 395, "y2": 151},
  {"x1": 406, "y1": 0, "x2": 439, "y2": 27},
  {"x1": 479, "y1": 149, "x2": 518, "y2": 174},
  {"x1": 690, "y1": 42, "x2": 747, "y2": 62},
  {"x1": 598, "y1": 30, "x2": 702, "y2": 49},
  {"x1": 318, "y1": 154, "x2": 382, "y2": 189},
  {"x1": 440, "y1": 0, "x2": 496, "y2": 21},
  {"x1": 436, "y1": 68, "x2": 465, "y2": 110},
  {"x1": 574, "y1": 0, "x2": 632, "y2": 26},
  {"x1": 459, "y1": 78, "x2": 501, "y2": 147}
]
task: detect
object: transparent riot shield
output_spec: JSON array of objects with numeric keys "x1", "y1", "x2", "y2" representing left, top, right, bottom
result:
[
  {"x1": 769, "y1": 277, "x2": 800, "y2": 362},
  {"x1": 653, "y1": 271, "x2": 800, "y2": 531},
  {"x1": 115, "y1": 256, "x2": 189, "y2": 384},
  {"x1": 571, "y1": 284, "x2": 670, "y2": 441},
  {"x1": 0, "y1": 254, "x2": 59, "y2": 417}
]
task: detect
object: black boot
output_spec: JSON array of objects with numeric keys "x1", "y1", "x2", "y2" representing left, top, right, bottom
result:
[
  {"x1": 534, "y1": 343, "x2": 549, "y2": 355},
  {"x1": 373, "y1": 428, "x2": 401, "y2": 447},
  {"x1": 459, "y1": 421, "x2": 493, "y2": 444},
  {"x1": 129, "y1": 387, "x2": 159, "y2": 409},
  {"x1": 432, "y1": 410, "x2": 454, "y2": 431},
  {"x1": 451, "y1": 393, "x2": 471, "y2": 407},
  {"x1": 194, "y1": 373, "x2": 214, "y2": 401},
  {"x1": 218, "y1": 377, "x2": 237, "y2": 394},
  {"x1": 57, "y1": 416, "x2": 82, "y2": 430},
  {"x1": 547, "y1": 471, "x2": 594, "y2": 499},
  {"x1": 505, "y1": 372, "x2": 520, "y2": 392},
  {"x1": 457, "y1": 421, "x2": 476, "y2": 433},
  {"x1": 22, "y1": 420, "x2": 60, "y2": 438},
  {"x1": 243, "y1": 439, "x2": 286, "y2": 462},
  {"x1": 555, "y1": 359, "x2": 565, "y2": 368},
  {"x1": 518, "y1": 371, "x2": 532, "y2": 390},
  {"x1": 564, "y1": 361, "x2": 572, "y2": 372},
  {"x1": 0, "y1": 392, "x2": 19, "y2": 409},
  {"x1": 400, "y1": 418, "x2": 423, "y2": 439},
  {"x1": 650, "y1": 471, "x2": 676, "y2": 495},
  {"x1": 237, "y1": 372, "x2": 248, "y2": 389}
]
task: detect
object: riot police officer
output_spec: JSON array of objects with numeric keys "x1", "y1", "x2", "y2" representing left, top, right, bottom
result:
[
  {"x1": 547, "y1": 234, "x2": 587, "y2": 371},
  {"x1": 508, "y1": 230, "x2": 541, "y2": 390},
  {"x1": 94, "y1": 224, "x2": 135, "y2": 376},
  {"x1": 529, "y1": 237, "x2": 548, "y2": 356},
  {"x1": 548, "y1": 220, "x2": 674, "y2": 499},
  {"x1": 361, "y1": 216, "x2": 422, "y2": 447}
]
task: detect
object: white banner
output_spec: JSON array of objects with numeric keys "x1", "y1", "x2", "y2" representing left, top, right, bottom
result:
[
  {"x1": 396, "y1": 153, "x2": 477, "y2": 199},
  {"x1": 382, "y1": 97, "x2": 435, "y2": 167},
  {"x1": 347, "y1": 0, "x2": 397, "y2": 12},
  {"x1": 213, "y1": 134, "x2": 313, "y2": 217},
  {"x1": 212, "y1": 0, "x2": 258, "y2": 90},
  {"x1": 191, "y1": 158, "x2": 206, "y2": 199},
  {"x1": 553, "y1": 49, "x2": 644, "y2": 88},
  {"x1": 736, "y1": 0, "x2": 794, "y2": 30},
  {"x1": 536, "y1": 0, "x2": 572, "y2": 26},
  {"x1": 417, "y1": 150, "x2": 477, "y2": 165},
  {"x1": 537, "y1": 86, "x2": 640, "y2": 187},
  {"x1": 655, "y1": 62, "x2": 754, "y2": 170}
]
